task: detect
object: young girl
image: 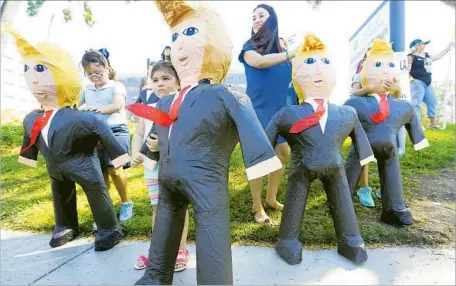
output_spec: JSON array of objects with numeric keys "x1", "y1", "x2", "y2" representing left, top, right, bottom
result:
[
  {"x1": 79, "y1": 49, "x2": 134, "y2": 224},
  {"x1": 131, "y1": 61, "x2": 189, "y2": 272}
]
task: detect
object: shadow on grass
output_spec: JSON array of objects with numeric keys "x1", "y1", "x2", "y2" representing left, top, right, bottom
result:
[{"x1": 1, "y1": 123, "x2": 455, "y2": 247}]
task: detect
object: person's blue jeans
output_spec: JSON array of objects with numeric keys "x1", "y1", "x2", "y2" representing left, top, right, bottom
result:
[
  {"x1": 396, "y1": 126, "x2": 406, "y2": 156},
  {"x1": 410, "y1": 79, "x2": 437, "y2": 124}
]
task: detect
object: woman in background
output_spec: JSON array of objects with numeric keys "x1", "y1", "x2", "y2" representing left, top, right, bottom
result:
[
  {"x1": 161, "y1": 46, "x2": 171, "y2": 62},
  {"x1": 408, "y1": 39, "x2": 454, "y2": 129},
  {"x1": 239, "y1": 4, "x2": 298, "y2": 224}
]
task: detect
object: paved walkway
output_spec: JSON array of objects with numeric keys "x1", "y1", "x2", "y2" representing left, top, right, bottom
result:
[{"x1": 1, "y1": 229, "x2": 455, "y2": 285}]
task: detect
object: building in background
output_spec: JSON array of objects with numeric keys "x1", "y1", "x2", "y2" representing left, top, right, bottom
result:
[{"x1": 1, "y1": 0, "x2": 40, "y2": 122}]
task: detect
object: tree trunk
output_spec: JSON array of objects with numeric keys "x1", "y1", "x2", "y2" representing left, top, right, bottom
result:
[{"x1": 47, "y1": 13, "x2": 55, "y2": 41}]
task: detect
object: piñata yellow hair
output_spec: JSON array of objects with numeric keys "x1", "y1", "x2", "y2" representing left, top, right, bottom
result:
[
  {"x1": 361, "y1": 39, "x2": 395, "y2": 89},
  {"x1": 155, "y1": 0, "x2": 232, "y2": 84},
  {"x1": 366, "y1": 38, "x2": 394, "y2": 57},
  {"x1": 1, "y1": 24, "x2": 82, "y2": 108},
  {"x1": 155, "y1": 0, "x2": 195, "y2": 27},
  {"x1": 292, "y1": 33, "x2": 326, "y2": 103}
]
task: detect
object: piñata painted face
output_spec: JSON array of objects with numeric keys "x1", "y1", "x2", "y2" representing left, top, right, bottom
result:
[
  {"x1": 361, "y1": 39, "x2": 398, "y2": 93},
  {"x1": 171, "y1": 17, "x2": 206, "y2": 84},
  {"x1": 23, "y1": 57, "x2": 58, "y2": 107},
  {"x1": 1, "y1": 24, "x2": 82, "y2": 108},
  {"x1": 156, "y1": 0, "x2": 232, "y2": 85},
  {"x1": 292, "y1": 34, "x2": 335, "y2": 102}
]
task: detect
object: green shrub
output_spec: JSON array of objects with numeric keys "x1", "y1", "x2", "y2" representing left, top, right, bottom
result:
[{"x1": 1, "y1": 123, "x2": 24, "y2": 152}]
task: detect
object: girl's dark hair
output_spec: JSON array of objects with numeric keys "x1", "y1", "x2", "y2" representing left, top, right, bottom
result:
[
  {"x1": 161, "y1": 46, "x2": 172, "y2": 62},
  {"x1": 81, "y1": 49, "x2": 117, "y2": 80},
  {"x1": 150, "y1": 61, "x2": 180, "y2": 87},
  {"x1": 247, "y1": 4, "x2": 283, "y2": 55}
]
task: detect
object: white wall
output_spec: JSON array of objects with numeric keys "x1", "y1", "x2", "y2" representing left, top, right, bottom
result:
[{"x1": 1, "y1": 1, "x2": 40, "y2": 119}]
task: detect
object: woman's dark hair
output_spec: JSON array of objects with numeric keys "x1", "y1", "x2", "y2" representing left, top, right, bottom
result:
[
  {"x1": 139, "y1": 78, "x2": 147, "y2": 91},
  {"x1": 161, "y1": 46, "x2": 172, "y2": 62},
  {"x1": 81, "y1": 48, "x2": 116, "y2": 80},
  {"x1": 150, "y1": 61, "x2": 180, "y2": 87},
  {"x1": 247, "y1": 4, "x2": 283, "y2": 55},
  {"x1": 355, "y1": 46, "x2": 372, "y2": 74}
]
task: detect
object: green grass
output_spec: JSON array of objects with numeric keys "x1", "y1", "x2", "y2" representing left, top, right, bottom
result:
[{"x1": 1, "y1": 121, "x2": 455, "y2": 248}]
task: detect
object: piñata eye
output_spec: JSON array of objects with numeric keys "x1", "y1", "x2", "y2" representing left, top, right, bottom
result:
[
  {"x1": 304, "y1": 58, "x2": 316, "y2": 64},
  {"x1": 172, "y1": 33, "x2": 179, "y2": 42},
  {"x1": 183, "y1": 27, "x2": 199, "y2": 36},
  {"x1": 34, "y1": 64, "x2": 48, "y2": 73}
]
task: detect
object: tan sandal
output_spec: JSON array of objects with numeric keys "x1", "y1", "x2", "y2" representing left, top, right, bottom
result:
[
  {"x1": 264, "y1": 201, "x2": 284, "y2": 211},
  {"x1": 252, "y1": 206, "x2": 272, "y2": 225}
]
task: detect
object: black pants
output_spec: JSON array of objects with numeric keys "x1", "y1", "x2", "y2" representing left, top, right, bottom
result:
[{"x1": 51, "y1": 154, "x2": 121, "y2": 241}]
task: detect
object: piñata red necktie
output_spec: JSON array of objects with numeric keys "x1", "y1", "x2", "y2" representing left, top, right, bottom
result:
[
  {"x1": 20, "y1": 109, "x2": 54, "y2": 154},
  {"x1": 289, "y1": 99, "x2": 326, "y2": 133},
  {"x1": 370, "y1": 93, "x2": 389, "y2": 124},
  {"x1": 126, "y1": 85, "x2": 191, "y2": 127}
]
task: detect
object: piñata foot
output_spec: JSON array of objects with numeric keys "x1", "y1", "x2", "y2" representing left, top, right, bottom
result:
[
  {"x1": 275, "y1": 238, "x2": 303, "y2": 265},
  {"x1": 94, "y1": 230, "x2": 124, "y2": 251},
  {"x1": 381, "y1": 209, "x2": 413, "y2": 226},
  {"x1": 49, "y1": 226, "x2": 80, "y2": 248},
  {"x1": 337, "y1": 236, "x2": 368, "y2": 263}
]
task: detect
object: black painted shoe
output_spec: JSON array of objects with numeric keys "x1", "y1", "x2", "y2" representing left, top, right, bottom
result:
[
  {"x1": 94, "y1": 231, "x2": 124, "y2": 251},
  {"x1": 381, "y1": 209, "x2": 413, "y2": 226},
  {"x1": 337, "y1": 240, "x2": 368, "y2": 263},
  {"x1": 49, "y1": 229, "x2": 79, "y2": 248},
  {"x1": 275, "y1": 238, "x2": 303, "y2": 265}
]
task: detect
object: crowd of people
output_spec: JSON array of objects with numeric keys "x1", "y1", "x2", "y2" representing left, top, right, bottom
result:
[{"x1": 3, "y1": 0, "x2": 454, "y2": 284}]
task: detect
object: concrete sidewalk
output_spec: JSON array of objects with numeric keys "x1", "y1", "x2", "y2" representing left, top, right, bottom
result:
[{"x1": 1, "y1": 229, "x2": 454, "y2": 285}]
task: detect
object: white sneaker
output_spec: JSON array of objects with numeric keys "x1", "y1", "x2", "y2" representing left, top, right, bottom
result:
[
  {"x1": 376, "y1": 188, "x2": 382, "y2": 199},
  {"x1": 119, "y1": 201, "x2": 134, "y2": 222}
]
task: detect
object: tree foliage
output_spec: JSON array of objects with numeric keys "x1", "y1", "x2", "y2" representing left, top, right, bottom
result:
[
  {"x1": 25, "y1": 0, "x2": 44, "y2": 17},
  {"x1": 26, "y1": 0, "x2": 455, "y2": 29},
  {"x1": 25, "y1": 0, "x2": 96, "y2": 27},
  {"x1": 25, "y1": 0, "x2": 318, "y2": 27},
  {"x1": 62, "y1": 8, "x2": 71, "y2": 23},
  {"x1": 440, "y1": 1, "x2": 456, "y2": 9},
  {"x1": 83, "y1": 1, "x2": 94, "y2": 27},
  {"x1": 307, "y1": 0, "x2": 322, "y2": 9}
]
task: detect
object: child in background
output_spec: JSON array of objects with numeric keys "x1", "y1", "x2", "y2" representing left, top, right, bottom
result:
[
  {"x1": 79, "y1": 49, "x2": 133, "y2": 224},
  {"x1": 130, "y1": 61, "x2": 190, "y2": 272}
]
